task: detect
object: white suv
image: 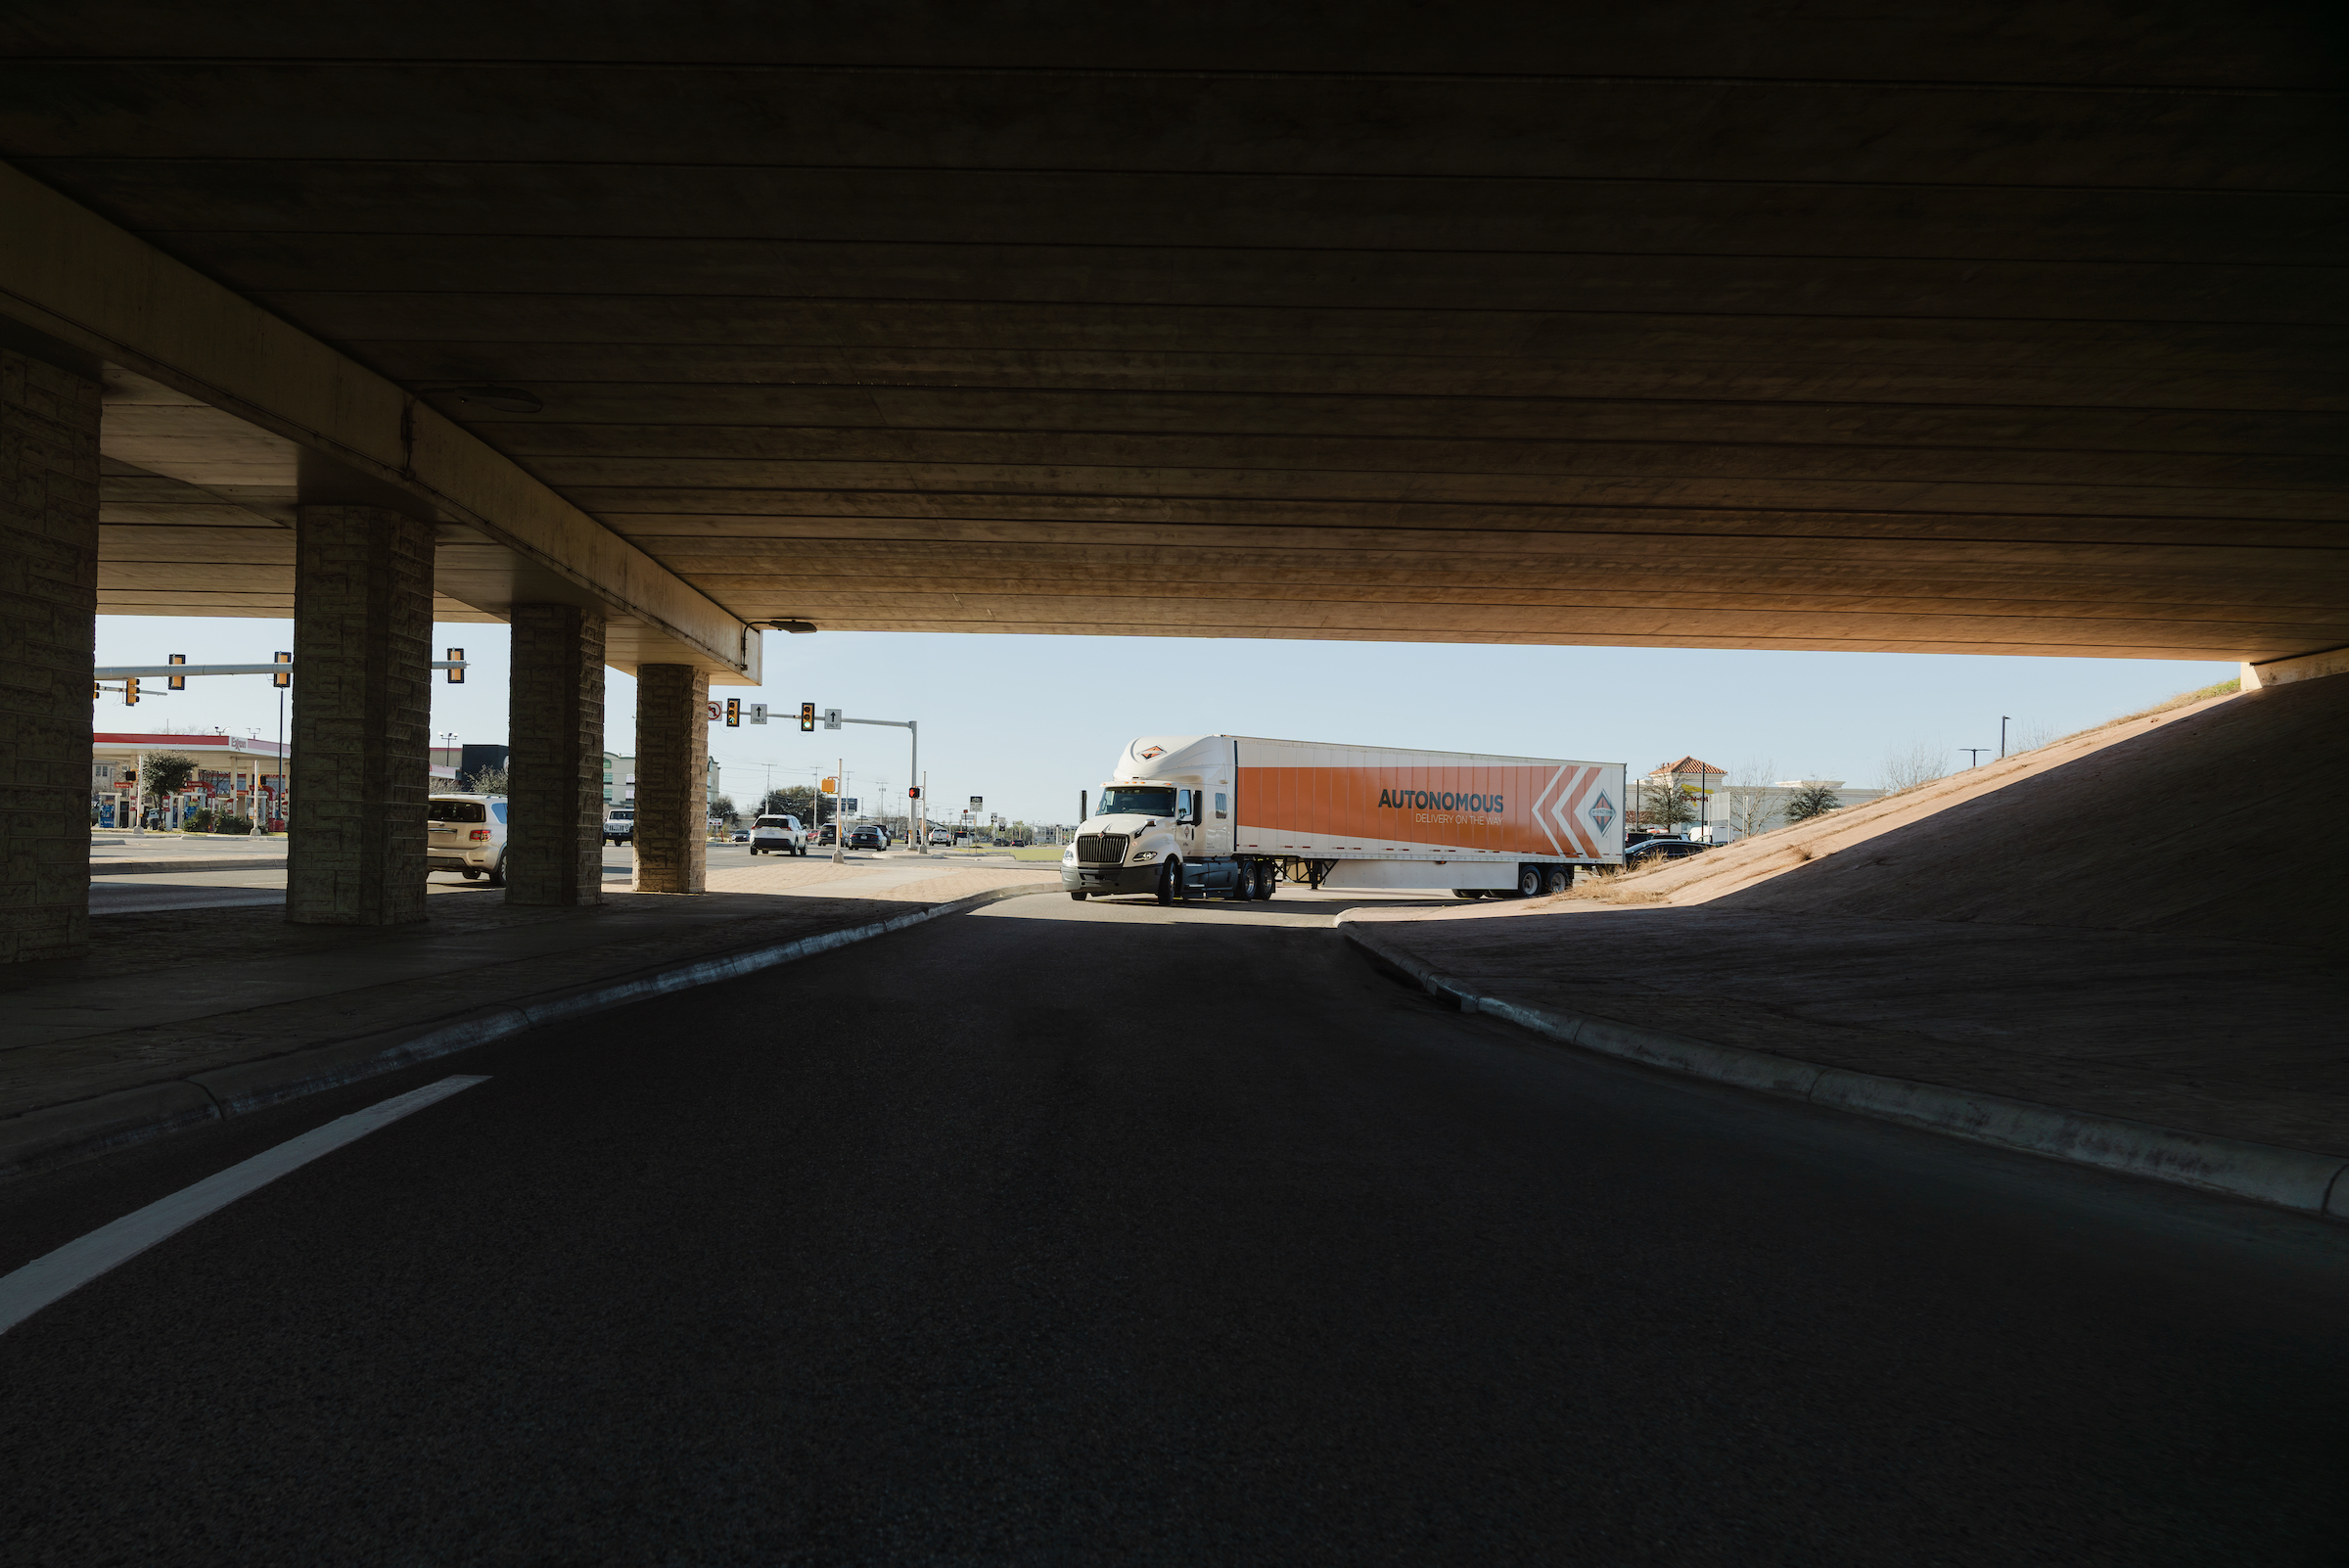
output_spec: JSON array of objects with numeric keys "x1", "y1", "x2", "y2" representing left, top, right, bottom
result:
[
  {"x1": 750, "y1": 813, "x2": 808, "y2": 855},
  {"x1": 603, "y1": 807, "x2": 634, "y2": 845},
  {"x1": 428, "y1": 794, "x2": 510, "y2": 885}
]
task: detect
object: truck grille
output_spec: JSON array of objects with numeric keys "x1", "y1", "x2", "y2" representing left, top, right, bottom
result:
[{"x1": 1076, "y1": 833, "x2": 1128, "y2": 864}]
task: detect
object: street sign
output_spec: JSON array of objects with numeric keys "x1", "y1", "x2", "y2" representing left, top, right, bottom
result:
[
  {"x1": 823, "y1": 707, "x2": 843, "y2": 730},
  {"x1": 706, "y1": 700, "x2": 721, "y2": 722},
  {"x1": 748, "y1": 702, "x2": 767, "y2": 725},
  {"x1": 842, "y1": 797, "x2": 858, "y2": 812},
  {"x1": 969, "y1": 795, "x2": 983, "y2": 809}
]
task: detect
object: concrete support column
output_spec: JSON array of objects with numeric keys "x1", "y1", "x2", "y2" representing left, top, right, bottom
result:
[
  {"x1": 287, "y1": 504, "x2": 433, "y2": 926},
  {"x1": 0, "y1": 349, "x2": 100, "y2": 964},
  {"x1": 632, "y1": 664, "x2": 708, "y2": 894},
  {"x1": 506, "y1": 603, "x2": 605, "y2": 905}
]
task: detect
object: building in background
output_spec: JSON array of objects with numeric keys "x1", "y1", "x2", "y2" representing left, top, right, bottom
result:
[
  {"x1": 94, "y1": 730, "x2": 457, "y2": 830},
  {"x1": 602, "y1": 753, "x2": 721, "y2": 812}
]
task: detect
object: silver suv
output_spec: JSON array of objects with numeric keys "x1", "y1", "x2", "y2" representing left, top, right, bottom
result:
[
  {"x1": 428, "y1": 794, "x2": 509, "y2": 885},
  {"x1": 603, "y1": 806, "x2": 634, "y2": 845},
  {"x1": 750, "y1": 813, "x2": 808, "y2": 855}
]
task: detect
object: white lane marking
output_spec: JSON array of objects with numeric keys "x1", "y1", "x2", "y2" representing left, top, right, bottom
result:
[{"x1": 0, "y1": 1075, "x2": 488, "y2": 1338}]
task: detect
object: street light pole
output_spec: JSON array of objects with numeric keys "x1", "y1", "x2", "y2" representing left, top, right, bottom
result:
[
  {"x1": 1961, "y1": 748, "x2": 1988, "y2": 768},
  {"x1": 2001, "y1": 715, "x2": 2011, "y2": 759}
]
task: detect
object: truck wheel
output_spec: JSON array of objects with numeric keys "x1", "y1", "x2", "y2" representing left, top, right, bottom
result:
[
  {"x1": 1544, "y1": 866, "x2": 1573, "y2": 896},
  {"x1": 1157, "y1": 859, "x2": 1179, "y2": 904},
  {"x1": 1516, "y1": 864, "x2": 1543, "y2": 898},
  {"x1": 1255, "y1": 862, "x2": 1275, "y2": 900},
  {"x1": 1068, "y1": 891, "x2": 1087, "y2": 901},
  {"x1": 1228, "y1": 863, "x2": 1253, "y2": 901}
]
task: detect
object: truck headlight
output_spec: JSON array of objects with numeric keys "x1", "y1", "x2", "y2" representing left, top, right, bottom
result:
[
  {"x1": 1129, "y1": 850, "x2": 1157, "y2": 862},
  {"x1": 1061, "y1": 847, "x2": 1076, "y2": 862}
]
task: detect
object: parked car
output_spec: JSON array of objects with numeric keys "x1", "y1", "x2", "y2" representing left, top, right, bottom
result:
[
  {"x1": 428, "y1": 794, "x2": 510, "y2": 885},
  {"x1": 847, "y1": 824, "x2": 888, "y2": 851},
  {"x1": 1624, "y1": 836, "x2": 1710, "y2": 868},
  {"x1": 750, "y1": 813, "x2": 808, "y2": 855},
  {"x1": 603, "y1": 806, "x2": 634, "y2": 845}
]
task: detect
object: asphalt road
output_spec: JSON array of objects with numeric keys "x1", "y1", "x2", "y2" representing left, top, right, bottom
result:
[{"x1": 5, "y1": 891, "x2": 2345, "y2": 1564}]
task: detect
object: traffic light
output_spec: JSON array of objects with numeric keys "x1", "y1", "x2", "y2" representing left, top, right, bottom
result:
[
  {"x1": 272, "y1": 651, "x2": 291, "y2": 688},
  {"x1": 821, "y1": 776, "x2": 839, "y2": 794},
  {"x1": 724, "y1": 698, "x2": 741, "y2": 727},
  {"x1": 445, "y1": 647, "x2": 465, "y2": 684},
  {"x1": 124, "y1": 675, "x2": 140, "y2": 706},
  {"x1": 799, "y1": 701, "x2": 815, "y2": 732},
  {"x1": 167, "y1": 653, "x2": 186, "y2": 691}
]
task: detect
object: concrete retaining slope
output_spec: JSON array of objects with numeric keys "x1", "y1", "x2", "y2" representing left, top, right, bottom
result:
[{"x1": 1588, "y1": 675, "x2": 2348, "y2": 951}]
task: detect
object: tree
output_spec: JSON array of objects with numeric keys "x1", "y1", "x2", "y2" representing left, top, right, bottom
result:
[
  {"x1": 1879, "y1": 742, "x2": 1947, "y2": 794},
  {"x1": 463, "y1": 763, "x2": 510, "y2": 796},
  {"x1": 1784, "y1": 783, "x2": 1842, "y2": 822},
  {"x1": 761, "y1": 784, "x2": 818, "y2": 821},
  {"x1": 1722, "y1": 758, "x2": 1781, "y2": 839},
  {"x1": 1636, "y1": 776, "x2": 1697, "y2": 831},
  {"x1": 709, "y1": 793, "x2": 736, "y2": 824},
  {"x1": 142, "y1": 752, "x2": 198, "y2": 807}
]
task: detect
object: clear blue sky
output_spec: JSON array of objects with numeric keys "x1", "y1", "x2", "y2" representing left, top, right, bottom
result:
[{"x1": 94, "y1": 617, "x2": 2234, "y2": 825}]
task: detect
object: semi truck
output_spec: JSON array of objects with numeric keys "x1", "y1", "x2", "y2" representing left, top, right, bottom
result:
[{"x1": 1061, "y1": 734, "x2": 1625, "y2": 903}]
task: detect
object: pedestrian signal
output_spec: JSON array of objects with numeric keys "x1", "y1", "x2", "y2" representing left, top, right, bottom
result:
[
  {"x1": 124, "y1": 675, "x2": 140, "y2": 706},
  {"x1": 799, "y1": 701, "x2": 815, "y2": 732},
  {"x1": 906, "y1": 786, "x2": 921, "y2": 800},
  {"x1": 725, "y1": 698, "x2": 741, "y2": 727},
  {"x1": 167, "y1": 653, "x2": 186, "y2": 691}
]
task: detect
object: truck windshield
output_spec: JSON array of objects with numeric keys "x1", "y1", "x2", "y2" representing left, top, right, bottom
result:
[{"x1": 1096, "y1": 786, "x2": 1175, "y2": 817}]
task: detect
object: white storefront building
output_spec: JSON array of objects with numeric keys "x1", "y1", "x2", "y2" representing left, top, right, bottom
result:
[
  {"x1": 1644, "y1": 756, "x2": 1886, "y2": 845},
  {"x1": 93, "y1": 730, "x2": 457, "y2": 831}
]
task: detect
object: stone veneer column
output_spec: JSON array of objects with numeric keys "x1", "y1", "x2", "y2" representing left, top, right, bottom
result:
[
  {"x1": 0, "y1": 349, "x2": 100, "y2": 964},
  {"x1": 505, "y1": 603, "x2": 605, "y2": 905},
  {"x1": 632, "y1": 664, "x2": 708, "y2": 894},
  {"x1": 286, "y1": 504, "x2": 433, "y2": 925}
]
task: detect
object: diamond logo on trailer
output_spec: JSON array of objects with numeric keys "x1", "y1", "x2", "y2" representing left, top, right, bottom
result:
[
  {"x1": 1590, "y1": 791, "x2": 1615, "y2": 834},
  {"x1": 1137, "y1": 746, "x2": 1166, "y2": 760}
]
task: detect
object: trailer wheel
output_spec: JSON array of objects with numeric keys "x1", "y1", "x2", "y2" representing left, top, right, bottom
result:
[
  {"x1": 1544, "y1": 866, "x2": 1572, "y2": 896},
  {"x1": 1452, "y1": 889, "x2": 1482, "y2": 899},
  {"x1": 1515, "y1": 864, "x2": 1543, "y2": 898}
]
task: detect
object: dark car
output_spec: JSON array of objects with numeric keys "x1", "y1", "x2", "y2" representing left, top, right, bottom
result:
[
  {"x1": 847, "y1": 824, "x2": 888, "y2": 851},
  {"x1": 1623, "y1": 836, "x2": 1711, "y2": 868},
  {"x1": 812, "y1": 823, "x2": 837, "y2": 847}
]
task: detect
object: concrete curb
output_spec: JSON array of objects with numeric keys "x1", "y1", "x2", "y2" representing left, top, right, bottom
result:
[
  {"x1": 88, "y1": 855, "x2": 288, "y2": 876},
  {"x1": 1337, "y1": 915, "x2": 2349, "y2": 1222},
  {"x1": 0, "y1": 882, "x2": 1057, "y2": 1181}
]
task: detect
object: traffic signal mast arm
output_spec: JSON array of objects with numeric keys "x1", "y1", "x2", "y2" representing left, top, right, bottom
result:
[{"x1": 93, "y1": 661, "x2": 468, "y2": 677}]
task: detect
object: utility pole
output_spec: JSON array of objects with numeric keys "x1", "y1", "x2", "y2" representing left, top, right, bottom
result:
[
  {"x1": 2001, "y1": 716, "x2": 2011, "y2": 759},
  {"x1": 832, "y1": 756, "x2": 846, "y2": 863}
]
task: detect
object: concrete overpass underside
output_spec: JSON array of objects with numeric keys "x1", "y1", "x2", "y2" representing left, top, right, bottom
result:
[{"x1": 2, "y1": 1, "x2": 2344, "y2": 662}]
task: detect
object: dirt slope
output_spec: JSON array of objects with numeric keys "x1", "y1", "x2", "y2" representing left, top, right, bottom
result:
[{"x1": 1579, "y1": 675, "x2": 2347, "y2": 950}]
